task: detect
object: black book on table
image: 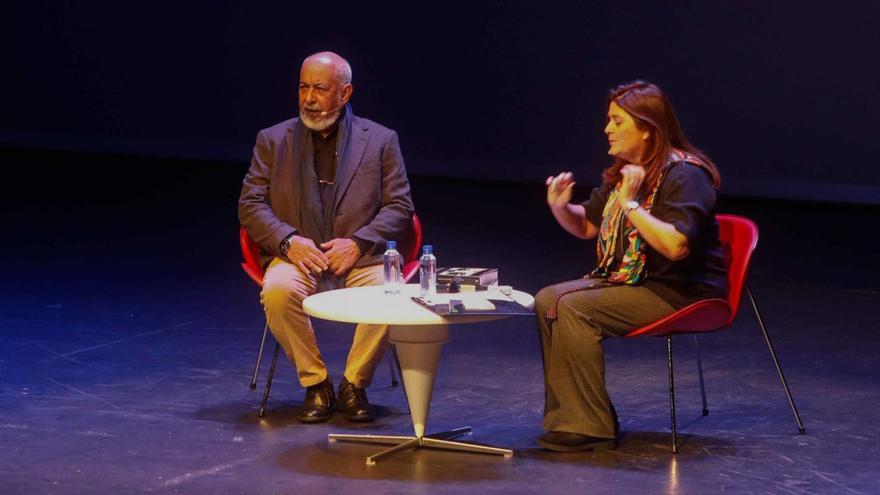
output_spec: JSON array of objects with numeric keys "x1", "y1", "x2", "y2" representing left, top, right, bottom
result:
[{"x1": 436, "y1": 267, "x2": 499, "y2": 287}]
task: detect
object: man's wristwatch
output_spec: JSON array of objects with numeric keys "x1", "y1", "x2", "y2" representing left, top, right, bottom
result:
[
  {"x1": 623, "y1": 200, "x2": 640, "y2": 215},
  {"x1": 279, "y1": 231, "x2": 297, "y2": 258}
]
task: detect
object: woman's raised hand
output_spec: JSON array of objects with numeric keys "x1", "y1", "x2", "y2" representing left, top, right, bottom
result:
[
  {"x1": 617, "y1": 164, "x2": 645, "y2": 207},
  {"x1": 546, "y1": 171, "x2": 575, "y2": 208}
]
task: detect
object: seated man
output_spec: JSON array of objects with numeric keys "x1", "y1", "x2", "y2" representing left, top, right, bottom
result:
[{"x1": 238, "y1": 51, "x2": 414, "y2": 423}]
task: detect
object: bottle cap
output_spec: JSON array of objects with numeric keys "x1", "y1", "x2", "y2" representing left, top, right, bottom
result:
[
  {"x1": 422, "y1": 245, "x2": 433, "y2": 254},
  {"x1": 387, "y1": 241, "x2": 396, "y2": 250}
]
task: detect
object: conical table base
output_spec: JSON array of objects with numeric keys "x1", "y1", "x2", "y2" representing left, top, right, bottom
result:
[{"x1": 328, "y1": 323, "x2": 513, "y2": 465}]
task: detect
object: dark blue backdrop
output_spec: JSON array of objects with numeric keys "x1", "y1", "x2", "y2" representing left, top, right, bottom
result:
[{"x1": 4, "y1": 2, "x2": 879, "y2": 203}]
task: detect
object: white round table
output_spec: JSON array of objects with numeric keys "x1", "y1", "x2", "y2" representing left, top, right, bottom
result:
[{"x1": 304, "y1": 284, "x2": 534, "y2": 465}]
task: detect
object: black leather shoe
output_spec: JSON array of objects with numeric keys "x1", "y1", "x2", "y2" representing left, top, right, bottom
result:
[
  {"x1": 337, "y1": 377, "x2": 375, "y2": 423},
  {"x1": 297, "y1": 377, "x2": 335, "y2": 424},
  {"x1": 538, "y1": 431, "x2": 617, "y2": 452}
]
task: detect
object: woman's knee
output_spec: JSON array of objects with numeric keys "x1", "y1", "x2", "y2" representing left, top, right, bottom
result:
[
  {"x1": 555, "y1": 298, "x2": 603, "y2": 338},
  {"x1": 535, "y1": 285, "x2": 559, "y2": 313}
]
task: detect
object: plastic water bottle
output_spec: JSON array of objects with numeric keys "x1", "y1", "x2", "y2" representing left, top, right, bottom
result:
[
  {"x1": 419, "y1": 245, "x2": 437, "y2": 297},
  {"x1": 383, "y1": 241, "x2": 402, "y2": 294}
]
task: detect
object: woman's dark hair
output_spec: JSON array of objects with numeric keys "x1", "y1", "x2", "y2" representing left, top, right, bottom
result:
[{"x1": 601, "y1": 80, "x2": 721, "y2": 193}]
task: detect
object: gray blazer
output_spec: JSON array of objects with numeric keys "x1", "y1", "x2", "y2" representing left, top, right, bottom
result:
[{"x1": 238, "y1": 113, "x2": 415, "y2": 271}]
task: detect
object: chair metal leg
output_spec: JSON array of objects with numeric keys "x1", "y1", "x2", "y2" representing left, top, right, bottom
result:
[
  {"x1": 258, "y1": 342, "x2": 280, "y2": 418},
  {"x1": 387, "y1": 348, "x2": 399, "y2": 387},
  {"x1": 747, "y1": 285, "x2": 806, "y2": 434},
  {"x1": 250, "y1": 321, "x2": 270, "y2": 390},
  {"x1": 667, "y1": 336, "x2": 678, "y2": 454},
  {"x1": 694, "y1": 335, "x2": 709, "y2": 416}
]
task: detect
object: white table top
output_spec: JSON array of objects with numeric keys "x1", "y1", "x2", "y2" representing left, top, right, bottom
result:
[{"x1": 304, "y1": 284, "x2": 534, "y2": 326}]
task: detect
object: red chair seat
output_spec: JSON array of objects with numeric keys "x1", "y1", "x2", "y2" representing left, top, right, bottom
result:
[{"x1": 625, "y1": 298, "x2": 732, "y2": 338}]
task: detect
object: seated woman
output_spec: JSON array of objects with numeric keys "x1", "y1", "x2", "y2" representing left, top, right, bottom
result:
[{"x1": 536, "y1": 81, "x2": 727, "y2": 452}]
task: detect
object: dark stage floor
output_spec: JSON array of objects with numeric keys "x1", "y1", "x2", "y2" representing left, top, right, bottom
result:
[{"x1": 1, "y1": 149, "x2": 878, "y2": 494}]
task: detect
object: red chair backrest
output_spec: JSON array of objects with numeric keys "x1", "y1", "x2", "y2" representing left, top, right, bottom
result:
[
  {"x1": 239, "y1": 227, "x2": 265, "y2": 286},
  {"x1": 398, "y1": 213, "x2": 423, "y2": 262},
  {"x1": 238, "y1": 213, "x2": 423, "y2": 286},
  {"x1": 716, "y1": 214, "x2": 759, "y2": 325},
  {"x1": 398, "y1": 213, "x2": 423, "y2": 282},
  {"x1": 622, "y1": 213, "x2": 759, "y2": 339}
]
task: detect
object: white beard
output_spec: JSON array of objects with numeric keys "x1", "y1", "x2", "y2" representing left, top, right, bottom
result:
[{"x1": 300, "y1": 108, "x2": 342, "y2": 132}]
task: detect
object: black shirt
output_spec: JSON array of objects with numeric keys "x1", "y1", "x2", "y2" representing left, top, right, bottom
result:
[
  {"x1": 312, "y1": 126, "x2": 338, "y2": 209},
  {"x1": 581, "y1": 162, "x2": 728, "y2": 309},
  {"x1": 311, "y1": 125, "x2": 372, "y2": 255}
]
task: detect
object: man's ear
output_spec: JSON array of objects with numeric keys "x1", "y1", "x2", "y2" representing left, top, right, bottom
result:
[
  {"x1": 342, "y1": 83, "x2": 353, "y2": 103},
  {"x1": 641, "y1": 130, "x2": 651, "y2": 141}
]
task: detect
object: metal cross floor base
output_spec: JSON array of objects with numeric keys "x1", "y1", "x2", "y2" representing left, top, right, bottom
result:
[{"x1": 328, "y1": 426, "x2": 513, "y2": 465}]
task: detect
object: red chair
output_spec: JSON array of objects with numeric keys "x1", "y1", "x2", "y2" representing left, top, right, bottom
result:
[
  {"x1": 240, "y1": 214, "x2": 423, "y2": 417},
  {"x1": 624, "y1": 214, "x2": 805, "y2": 452}
]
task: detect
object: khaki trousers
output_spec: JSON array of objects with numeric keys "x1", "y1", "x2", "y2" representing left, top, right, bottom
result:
[{"x1": 260, "y1": 258, "x2": 389, "y2": 388}]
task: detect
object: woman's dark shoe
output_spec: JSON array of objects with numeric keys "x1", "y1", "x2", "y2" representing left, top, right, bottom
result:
[
  {"x1": 538, "y1": 431, "x2": 617, "y2": 452},
  {"x1": 297, "y1": 377, "x2": 335, "y2": 424},
  {"x1": 610, "y1": 403, "x2": 621, "y2": 437},
  {"x1": 337, "y1": 377, "x2": 375, "y2": 423}
]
